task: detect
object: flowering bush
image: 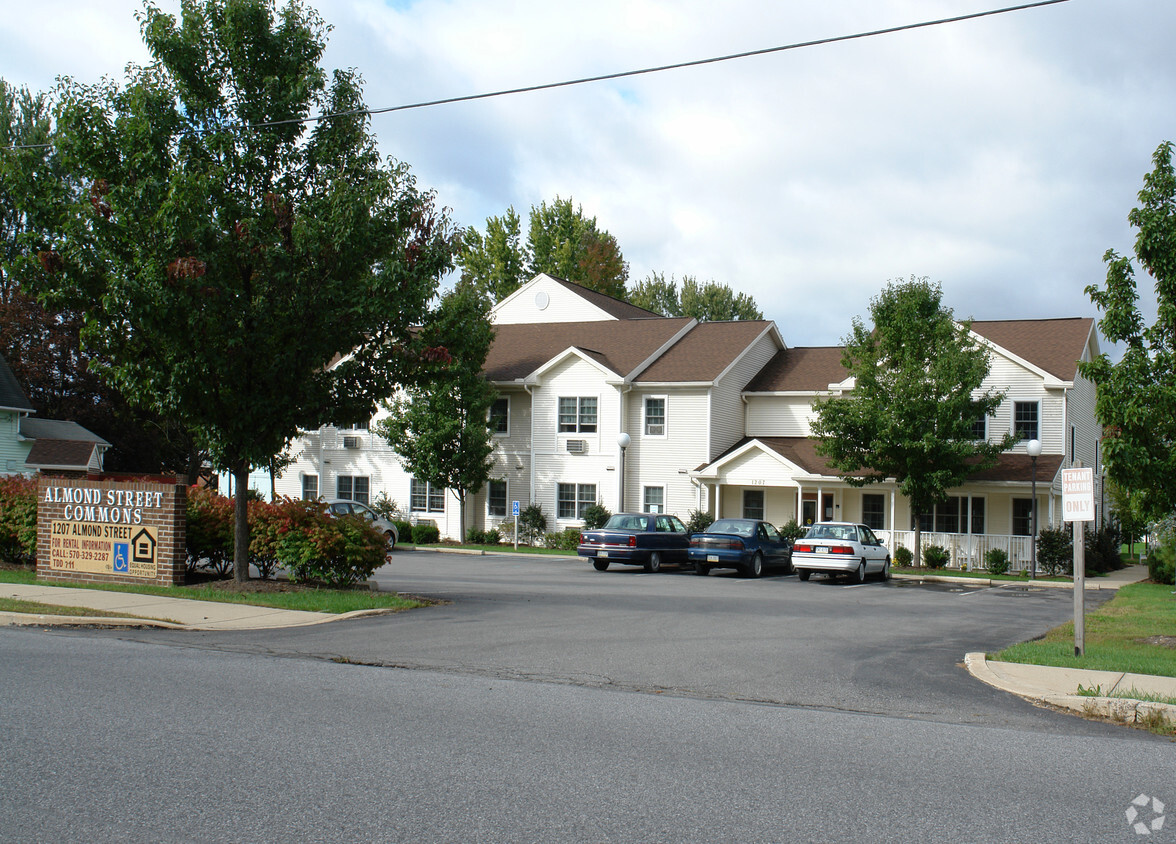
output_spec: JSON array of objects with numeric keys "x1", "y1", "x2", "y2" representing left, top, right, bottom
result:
[
  {"x1": 0, "y1": 475, "x2": 38, "y2": 565},
  {"x1": 185, "y1": 486, "x2": 234, "y2": 576}
]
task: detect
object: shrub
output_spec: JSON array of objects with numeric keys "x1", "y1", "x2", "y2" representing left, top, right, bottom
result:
[
  {"x1": 543, "y1": 527, "x2": 582, "y2": 551},
  {"x1": 247, "y1": 497, "x2": 295, "y2": 580},
  {"x1": 777, "y1": 519, "x2": 806, "y2": 541},
  {"x1": 185, "y1": 486, "x2": 234, "y2": 576},
  {"x1": 984, "y1": 547, "x2": 1010, "y2": 575},
  {"x1": 466, "y1": 527, "x2": 486, "y2": 545},
  {"x1": 266, "y1": 497, "x2": 385, "y2": 586},
  {"x1": 894, "y1": 546, "x2": 913, "y2": 567},
  {"x1": 1084, "y1": 523, "x2": 1123, "y2": 574},
  {"x1": 923, "y1": 545, "x2": 950, "y2": 569},
  {"x1": 685, "y1": 509, "x2": 713, "y2": 534},
  {"x1": 1036, "y1": 525, "x2": 1072, "y2": 576},
  {"x1": 0, "y1": 475, "x2": 37, "y2": 566},
  {"x1": 582, "y1": 502, "x2": 611, "y2": 530},
  {"x1": 412, "y1": 522, "x2": 440, "y2": 545},
  {"x1": 1149, "y1": 544, "x2": 1175, "y2": 585},
  {"x1": 393, "y1": 520, "x2": 413, "y2": 543},
  {"x1": 485, "y1": 528, "x2": 501, "y2": 545},
  {"x1": 518, "y1": 504, "x2": 547, "y2": 545},
  {"x1": 370, "y1": 492, "x2": 404, "y2": 522}
]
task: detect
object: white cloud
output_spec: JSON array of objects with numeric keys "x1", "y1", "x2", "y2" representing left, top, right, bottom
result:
[{"x1": 3, "y1": 0, "x2": 1174, "y2": 349}]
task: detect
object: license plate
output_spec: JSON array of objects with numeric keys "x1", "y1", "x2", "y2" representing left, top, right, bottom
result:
[
  {"x1": 599, "y1": 551, "x2": 609, "y2": 558},
  {"x1": 707, "y1": 555, "x2": 719, "y2": 562},
  {"x1": 816, "y1": 547, "x2": 828, "y2": 554}
]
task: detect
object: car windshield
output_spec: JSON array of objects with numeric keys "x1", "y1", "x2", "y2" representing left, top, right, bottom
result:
[
  {"x1": 604, "y1": 515, "x2": 648, "y2": 531},
  {"x1": 708, "y1": 519, "x2": 755, "y2": 537},
  {"x1": 806, "y1": 524, "x2": 858, "y2": 542}
]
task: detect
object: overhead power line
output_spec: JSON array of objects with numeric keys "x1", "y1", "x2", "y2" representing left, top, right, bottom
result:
[{"x1": 5, "y1": 0, "x2": 1069, "y2": 148}]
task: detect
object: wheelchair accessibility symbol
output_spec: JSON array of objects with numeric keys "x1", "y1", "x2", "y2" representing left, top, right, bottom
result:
[{"x1": 113, "y1": 543, "x2": 129, "y2": 573}]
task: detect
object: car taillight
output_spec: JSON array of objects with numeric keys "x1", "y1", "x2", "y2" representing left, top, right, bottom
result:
[
  {"x1": 829, "y1": 545, "x2": 854, "y2": 554},
  {"x1": 793, "y1": 543, "x2": 813, "y2": 553},
  {"x1": 725, "y1": 539, "x2": 745, "y2": 551},
  {"x1": 689, "y1": 537, "x2": 700, "y2": 548},
  {"x1": 580, "y1": 534, "x2": 586, "y2": 544},
  {"x1": 628, "y1": 535, "x2": 636, "y2": 547}
]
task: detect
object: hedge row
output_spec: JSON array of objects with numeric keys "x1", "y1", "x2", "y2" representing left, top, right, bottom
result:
[{"x1": 0, "y1": 475, "x2": 38, "y2": 565}]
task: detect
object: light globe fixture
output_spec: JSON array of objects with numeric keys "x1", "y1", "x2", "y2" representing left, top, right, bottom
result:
[
  {"x1": 1027, "y1": 438, "x2": 1042, "y2": 579},
  {"x1": 617, "y1": 432, "x2": 631, "y2": 511}
]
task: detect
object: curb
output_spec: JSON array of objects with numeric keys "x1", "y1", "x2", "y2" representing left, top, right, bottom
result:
[
  {"x1": 0, "y1": 607, "x2": 389, "y2": 632},
  {"x1": 894, "y1": 573, "x2": 1122, "y2": 590},
  {"x1": 964, "y1": 652, "x2": 1176, "y2": 728}
]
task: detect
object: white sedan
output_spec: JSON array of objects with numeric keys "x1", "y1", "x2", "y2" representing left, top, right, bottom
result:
[{"x1": 791, "y1": 522, "x2": 891, "y2": 584}]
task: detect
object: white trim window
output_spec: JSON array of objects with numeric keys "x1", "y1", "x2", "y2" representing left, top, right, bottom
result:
[
  {"x1": 487, "y1": 479, "x2": 507, "y2": 517},
  {"x1": 410, "y1": 478, "x2": 445, "y2": 513},
  {"x1": 489, "y1": 397, "x2": 509, "y2": 436},
  {"x1": 301, "y1": 474, "x2": 318, "y2": 501},
  {"x1": 743, "y1": 489, "x2": 765, "y2": 520},
  {"x1": 643, "y1": 486, "x2": 665, "y2": 513},
  {"x1": 557, "y1": 483, "x2": 597, "y2": 520},
  {"x1": 1014, "y1": 400, "x2": 1040, "y2": 442},
  {"x1": 862, "y1": 493, "x2": 885, "y2": 530},
  {"x1": 558, "y1": 397, "x2": 598, "y2": 433},
  {"x1": 970, "y1": 414, "x2": 988, "y2": 441},
  {"x1": 336, "y1": 475, "x2": 369, "y2": 505},
  {"x1": 644, "y1": 396, "x2": 666, "y2": 437}
]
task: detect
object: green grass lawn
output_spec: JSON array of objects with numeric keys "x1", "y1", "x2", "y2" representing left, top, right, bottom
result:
[
  {"x1": 994, "y1": 582, "x2": 1176, "y2": 677},
  {"x1": 0, "y1": 567, "x2": 429, "y2": 614}
]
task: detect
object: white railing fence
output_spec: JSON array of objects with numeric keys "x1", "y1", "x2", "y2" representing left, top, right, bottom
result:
[{"x1": 885, "y1": 531, "x2": 1035, "y2": 573}]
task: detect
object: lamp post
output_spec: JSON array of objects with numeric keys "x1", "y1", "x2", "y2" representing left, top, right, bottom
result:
[
  {"x1": 617, "y1": 432, "x2": 631, "y2": 512},
  {"x1": 1027, "y1": 438, "x2": 1042, "y2": 579}
]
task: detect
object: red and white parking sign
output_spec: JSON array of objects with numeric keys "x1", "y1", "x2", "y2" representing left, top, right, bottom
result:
[{"x1": 1061, "y1": 467, "x2": 1095, "y2": 522}]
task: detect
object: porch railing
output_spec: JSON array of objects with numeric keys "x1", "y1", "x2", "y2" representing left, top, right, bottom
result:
[{"x1": 884, "y1": 531, "x2": 1035, "y2": 573}]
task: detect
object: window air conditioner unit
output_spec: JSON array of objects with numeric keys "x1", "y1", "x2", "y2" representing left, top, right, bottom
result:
[
  {"x1": 342, "y1": 436, "x2": 361, "y2": 449},
  {"x1": 565, "y1": 439, "x2": 586, "y2": 454}
]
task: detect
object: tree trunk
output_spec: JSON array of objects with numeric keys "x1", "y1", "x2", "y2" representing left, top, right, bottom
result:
[
  {"x1": 458, "y1": 491, "x2": 467, "y2": 545},
  {"x1": 913, "y1": 514, "x2": 923, "y2": 568},
  {"x1": 233, "y1": 461, "x2": 250, "y2": 583}
]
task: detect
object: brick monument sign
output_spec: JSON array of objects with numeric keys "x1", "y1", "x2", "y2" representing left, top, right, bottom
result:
[{"x1": 36, "y1": 476, "x2": 187, "y2": 587}]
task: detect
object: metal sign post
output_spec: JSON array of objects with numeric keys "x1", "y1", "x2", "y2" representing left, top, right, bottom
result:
[
  {"x1": 512, "y1": 500, "x2": 520, "y2": 551},
  {"x1": 1062, "y1": 465, "x2": 1094, "y2": 657}
]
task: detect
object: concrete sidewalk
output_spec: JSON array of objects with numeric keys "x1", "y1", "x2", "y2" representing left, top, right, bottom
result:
[
  {"x1": 0, "y1": 583, "x2": 362, "y2": 630},
  {"x1": 894, "y1": 562, "x2": 1150, "y2": 590}
]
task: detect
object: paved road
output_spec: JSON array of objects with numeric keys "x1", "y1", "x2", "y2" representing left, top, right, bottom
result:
[{"x1": 3, "y1": 552, "x2": 1171, "y2": 843}]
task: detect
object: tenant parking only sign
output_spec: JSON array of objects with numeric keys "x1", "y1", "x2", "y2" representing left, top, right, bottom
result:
[{"x1": 1062, "y1": 467, "x2": 1095, "y2": 522}]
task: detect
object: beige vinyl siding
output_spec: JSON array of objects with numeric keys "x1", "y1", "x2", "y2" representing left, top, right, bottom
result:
[
  {"x1": 743, "y1": 395, "x2": 818, "y2": 437},
  {"x1": 982, "y1": 353, "x2": 1065, "y2": 454},
  {"x1": 625, "y1": 389, "x2": 709, "y2": 517},
  {"x1": 0, "y1": 411, "x2": 31, "y2": 474},
  {"x1": 492, "y1": 275, "x2": 616, "y2": 324},
  {"x1": 708, "y1": 333, "x2": 780, "y2": 460}
]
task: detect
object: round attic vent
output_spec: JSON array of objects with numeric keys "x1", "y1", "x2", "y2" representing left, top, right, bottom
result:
[{"x1": 534, "y1": 291, "x2": 550, "y2": 310}]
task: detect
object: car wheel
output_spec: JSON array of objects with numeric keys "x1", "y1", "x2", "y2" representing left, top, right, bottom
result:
[
  {"x1": 797, "y1": 569, "x2": 811, "y2": 581},
  {"x1": 743, "y1": 551, "x2": 763, "y2": 578},
  {"x1": 593, "y1": 558, "x2": 610, "y2": 572},
  {"x1": 645, "y1": 551, "x2": 662, "y2": 573},
  {"x1": 694, "y1": 560, "x2": 709, "y2": 576},
  {"x1": 880, "y1": 557, "x2": 891, "y2": 581},
  {"x1": 851, "y1": 559, "x2": 867, "y2": 584},
  {"x1": 384, "y1": 530, "x2": 397, "y2": 551},
  {"x1": 783, "y1": 555, "x2": 793, "y2": 575}
]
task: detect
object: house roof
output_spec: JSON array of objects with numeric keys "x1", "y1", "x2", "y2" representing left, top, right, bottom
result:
[
  {"x1": 969, "y1": 318, "x2": 1095, "y2": 382},
  {"x1": 20, "y1": 418, "x2": 110, "y2": 445},
  {"x1": 0, "y1": 353, "x2": 35, "y2": 413},
  {"x1": 546, "y1": 276, "x2": 663, "y2": 320},
  {"x1": 744, "y1": 347, "x2": 849, "y2": 392},
  {"x1": 483, "y1": 318, "x2": 694, "y2": 382},
  {"x1": 706, "y1": 436, "x2": 1065, "y2": 485},
  {"x1": 635, "y1": 320, "x2": 777, "y2": 383},
  {"x1": 24, "y1": 439, "x2": 103, "y2": 472}
]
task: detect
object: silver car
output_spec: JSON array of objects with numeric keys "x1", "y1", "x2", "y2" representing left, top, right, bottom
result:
[
  {"x1": 791, "y1": 522, "x2": 890, "y2": 583},
  {"x1": 326, "y1": 499, "x2": 399, "y2": 551}
]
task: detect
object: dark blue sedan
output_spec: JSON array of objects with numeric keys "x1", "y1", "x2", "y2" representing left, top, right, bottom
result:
[
  {"x1": 688, "y1": 519, "x2": 793, "y2": 578},
  {"x1": 577, "y1": 513, "x2": 690, "y2": 572}
]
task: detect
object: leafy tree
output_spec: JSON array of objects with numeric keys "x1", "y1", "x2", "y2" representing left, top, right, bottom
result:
[
  {"x1": 811, "y1": 277, "x2": 1014, "y2": 565},
  {"x1": 18, "y1": 1, "x2": 454, "y2": 581},
  {"x1": 458, "y1": 195, "x2": 627, "y2": 300},
  {"x1": 1079, "y1": 141, "x2": 1176, "y2": 522},
  {"x1": 378, "y1": 284, "x2": 497, "y2": 541},
  {"x1": 629, "y1": 272, "x2": 763, "y2": 321}
]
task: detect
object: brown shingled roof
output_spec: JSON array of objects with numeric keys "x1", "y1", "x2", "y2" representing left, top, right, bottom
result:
[
  {"x1": 635, "y1": 320, "x2": 775, "y2": 383},
  {"x1": 744, "y1": 347, "x2": 849, "y2": 392},
  {"x1": 970, "y1": 318, "x2": 1094, "y2": 382},
  {"x1": 24, "y1": 439, "x2": 101, "y2": 471},
  {"x1": 483, "y1": 318, "x2": 694, "y2": 382}
]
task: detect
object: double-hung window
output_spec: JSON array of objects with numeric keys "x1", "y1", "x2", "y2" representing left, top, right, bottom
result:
[
  {"x1": 743, "y1": 489, "x2": 765, "y2": 520},
  {"x1": 862, "y1": 494, "x2": 885, "y2": 530},
  {"x1": 410, "y1": 479, "x2": 445, "y2": 513},
  {"x1": 644, "y1": 397, "x2": 666, "y2": 436},
  {"x1": 1012, "y1": 499, "x2": 1033, "y2": 536},
  {"x1": 557, "y1": 483, "x2": 597, "y2": 520},
  {"x1": 487, "y1": 480, "x2": 507, "y2": 517},
  {"x1": 558, "y1": 397, "x2": 597, "y2": 433},
  {"x1": 643, "y1": 486, "x2": 664, "y2": 514},
  {"x1": 336, "y1": 476, "x2": 369, "y2": 505},
  {"x1": 489, "y1": 398, "x2": 509, "y2": 436},
  {"x1": 1014, "y1": 401, "x2": 1039, "y2": 441},
  {"x1": 302, "y1": 474, "x2": 318, "y2": 501}
]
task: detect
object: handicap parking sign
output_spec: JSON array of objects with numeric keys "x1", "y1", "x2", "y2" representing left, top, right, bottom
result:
[{"x1": 113, "y1": 543, "x2": 129, "y2": 573}]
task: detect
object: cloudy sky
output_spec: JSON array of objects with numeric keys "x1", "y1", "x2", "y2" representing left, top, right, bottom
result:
[{"x1": 3, "y1": 0, "x2": 1174, "y2": 349}]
